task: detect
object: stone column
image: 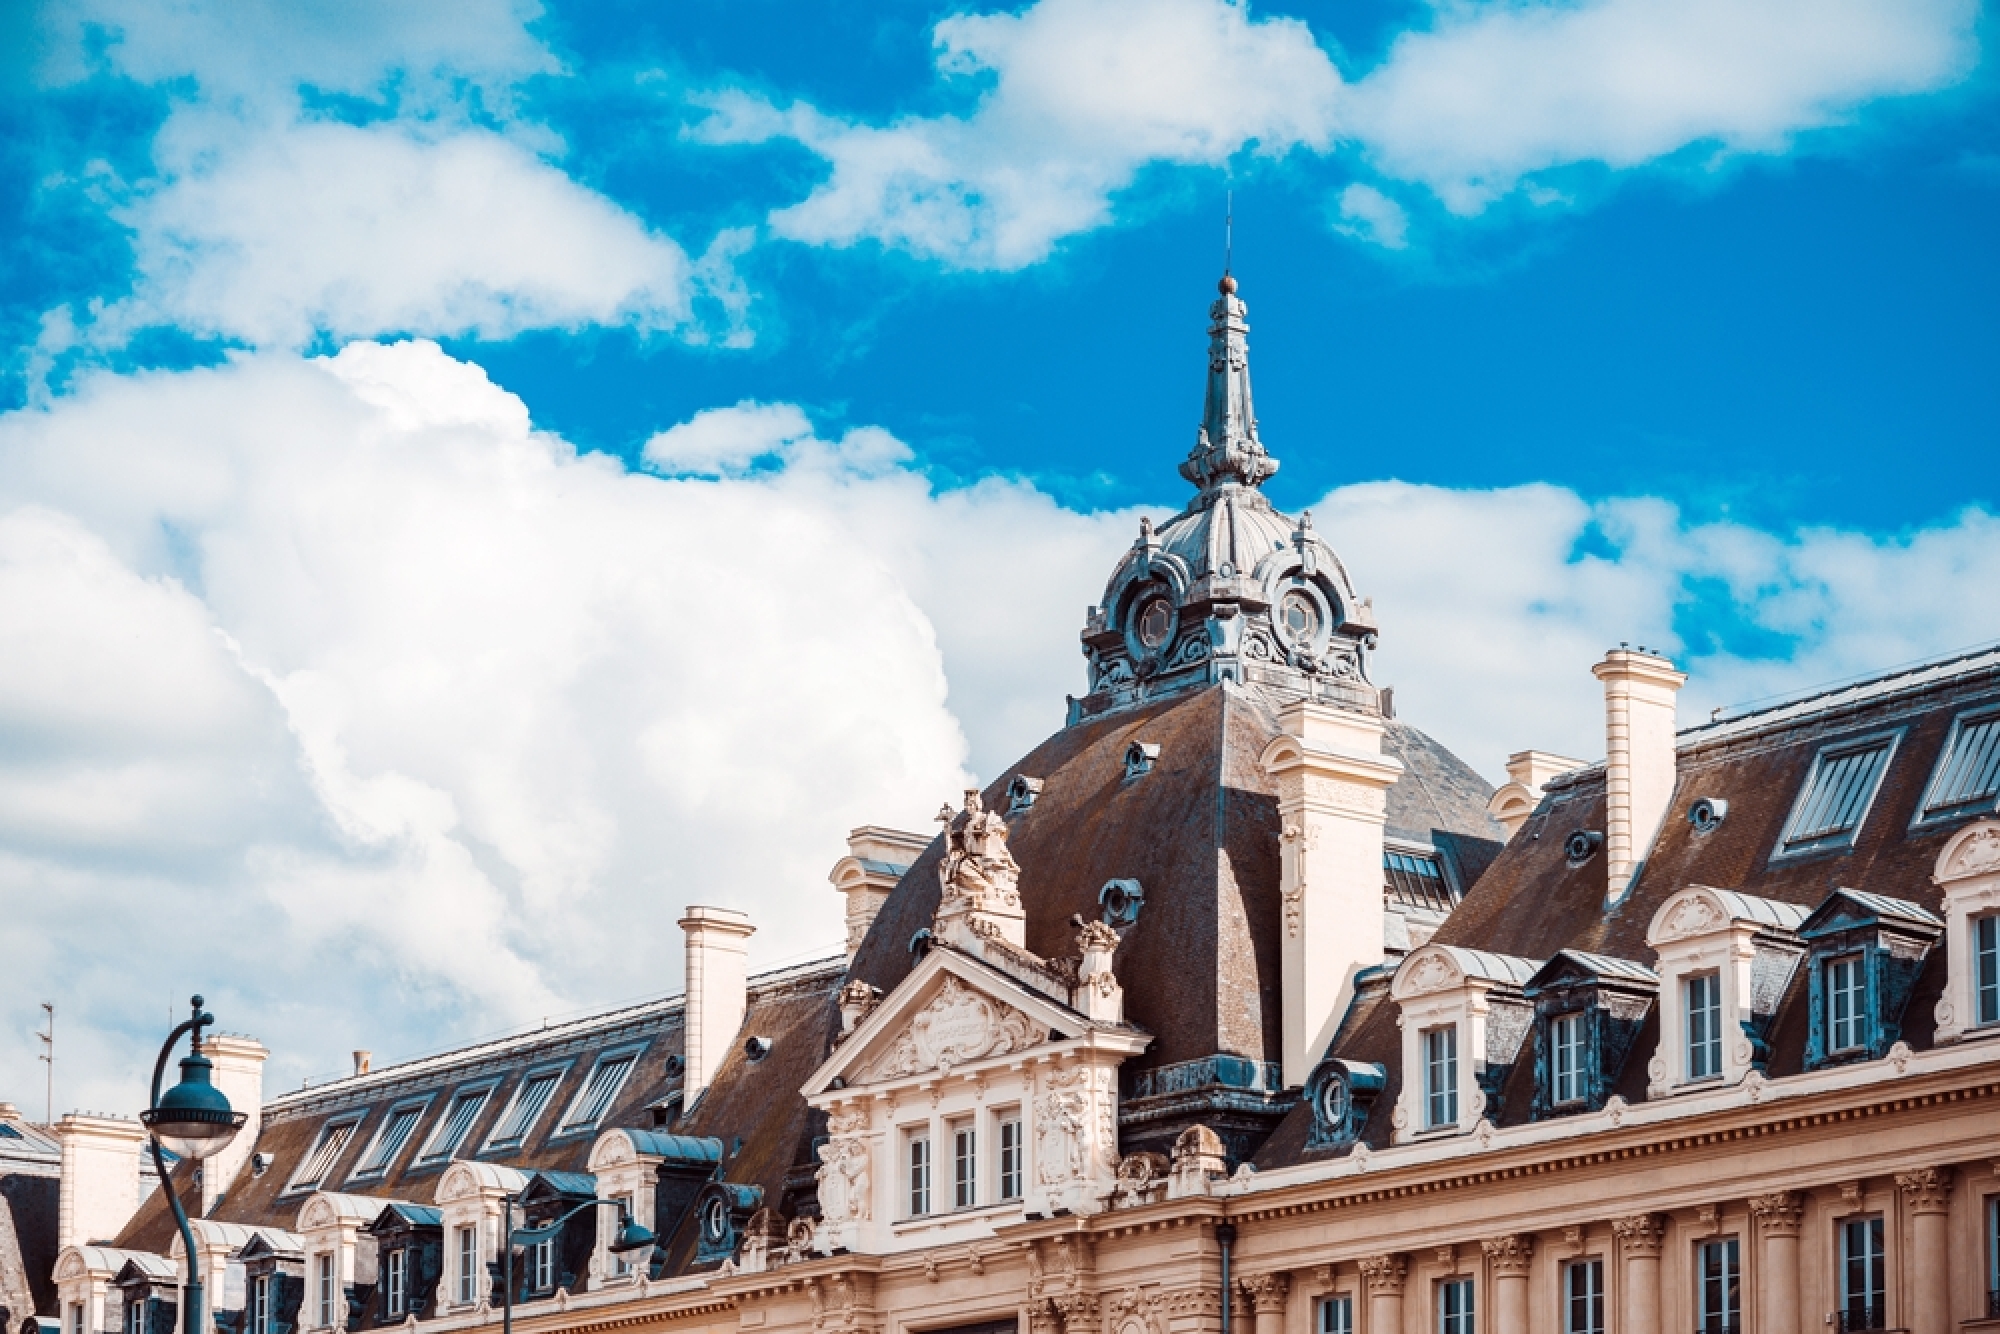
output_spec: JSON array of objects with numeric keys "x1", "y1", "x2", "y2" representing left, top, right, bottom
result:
[
  {"x1": 1750, "y1": 1193, "x2": 1803, "y2": 1334},
  {"x1": 1056, "y1": 1293, "x2": 1102, "y2": 1334},
  {"x1": 1613, "y1": 1216, "x2": 1665, "y2": 1334},
  {"x1": 1359, "y1": 1256, "x2": 1405, "y2": 1334},
  {"x1": 1897, "y1": 1169, "x2": 1953, "y2": 1334},
  {"x1": 1242, "y1": 1274, "x2": 1290, "y2": 1334},
  {"x1": 1482, "y1": 1236, "x2": 1532, "y2": 1334}
]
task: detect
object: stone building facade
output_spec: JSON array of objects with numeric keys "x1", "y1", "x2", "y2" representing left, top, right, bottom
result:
[{"x1": 24, "y1": 276, "x2": 2000, "y2": 1334}]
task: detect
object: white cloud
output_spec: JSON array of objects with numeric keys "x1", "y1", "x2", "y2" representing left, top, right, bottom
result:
[
  {"x1": 105, "y1": 120, "x2": 701, "y2": 349},
  {"x1": 690, "y1": 0, "x2": 1342, "y2": 268},
  {"x1": 1333, "y1": 182, "x2": 1409, "y2": 250}
]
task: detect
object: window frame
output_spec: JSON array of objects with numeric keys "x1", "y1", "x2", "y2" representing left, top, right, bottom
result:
[
  {"x1": 286, "y1": 1113, "x2": 365, "y2": 1196},
  {"x1": 348, "y1": 1096, "x2": 432, "y2": 1182},
  {"x1": 1437, "y1": 1275, "x2": 1474, "y2": 1334},
  {"x1": 383, "y1": 1248, "x2": 407, "y2": 1318},
  {"x1": 1551, "y1": 1011, "x2": 1588, "y2": 1106},
  {"x1": 1914, "y1": 706, "x2": 2000, "y2": 826},
  {"x1": 1318, "y1": 1293, "x2": 1354, "y2": 1334},
  {"x1": 1422, "y1": 1024, "x2": 1459, "y2": 1131},
  {"x1": 906, "y1": 1130, "x2": 932, "y2": 1217},
  {"x1": 1839, "y1": 1215, "x2": 1887, "y2": 1330},
  {"x1": 248, "y1": 1281, "x2": 269, "y2": 1334},
  {"x1": 1563, "y1": 1257, "x2": 1605, "y2": 1334},
  {"x1": 454, "y1": 1224, "x2": 479, "y2": 1305},
  {"x1": 313, "y1": 1253, "x2": 336, "y2": 1330},
  {"x1": 479, "y1": 1066, "x2": 569, "y2": 1154},
  {"x1": 552, "y1": 1044, "x2": 645, "y2": 1139},
  {"x1": 1686, "y1": 972, "x2": 1723, "y2": 1082},
  {"x1": 1977, "y1": 914, "x2": 2000, "y2": 1030},
  {"x1": 998, "y1": 1113, "x2": 1023, "y2": 1201},
  {"x1": 1772, "y1": 730, "x2": 1901, "y2": 860},
  {"x1": 527, "y1": 1237, "x2": 555, "y2": 1294},
  {"x1": 952, "y1": 1120, "x2": 977, "y2": 1210},
  {"x1": 1826, "y1": 953, "x2": 1869, "y2": 1054},
  {"x1": 414, "y1": 1080, "x2": 499, "y2": 1166},
  {"x1": 1696, "y1": 1237, "x2": 1741, "y2": 1334}
]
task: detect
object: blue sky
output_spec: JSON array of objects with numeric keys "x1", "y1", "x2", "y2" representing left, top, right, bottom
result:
[{"x1": 1, "y1": 0, "x2": 1996, "y2": 1111}]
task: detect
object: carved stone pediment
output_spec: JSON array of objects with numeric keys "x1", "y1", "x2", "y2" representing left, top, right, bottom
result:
[
  {"x1": 1656, "y1": 892, "x2": 1727, "y2": 942},
  {"x1": 860, "y1": 975, "x2": 1048, "y2": 1082}
]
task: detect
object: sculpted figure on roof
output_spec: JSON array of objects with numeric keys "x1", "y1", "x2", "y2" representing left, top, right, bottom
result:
[{"x1": 936, "y1": 789, "x2": 1022, "y2": 911}]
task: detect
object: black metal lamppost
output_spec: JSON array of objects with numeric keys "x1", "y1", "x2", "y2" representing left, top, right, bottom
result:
[
  {"x1": 499, "y1": 1196, "x2": 655, "y2": 1334},
  {"x1": 139, "y1": 996, "x2": 249, "y2": 1334}
]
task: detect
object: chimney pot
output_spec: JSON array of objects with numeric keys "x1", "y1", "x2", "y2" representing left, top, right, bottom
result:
[
  {"x1": 1591, "y1": 648, "x2": 1688, "y2": 903},
  {"x1": 353, "y1": 1050, "x2": 371, "y2": 1076}
]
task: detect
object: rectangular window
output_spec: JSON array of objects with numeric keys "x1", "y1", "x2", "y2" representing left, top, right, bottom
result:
[
  {"x1": 528, "y1": 1238, "x2": 555, "y2": 1293},
  {"x1": 557, "y1": 1052, "x2": 637, "y2": 1135},
  {"x1": 1438, "y1": 1276, "x2": 1474, "y2": 1334},
  {"x1": 1552, "y1": 1012, "x2": 1587, "y2": 1105},
  {"x1": 123, "y1": 1301, "x2": 141, "y2": 1334},
  {"x1": 288, "y1": 1116, "x2": 360, "y2": 1193},
  {"x1": 1922, "y1": 711, "x2": 2000, "y2": 821},
  {"x1": 1318, "y1": 1295, "x2": 1353, "y2": 1334},
  {"x1": 1839, "y1": 1216, "x2": 1886, "y2": 1331},
  {"x1": 418, "y1": 1086, "x2": 493, "y2": 1164},
  {"x1": 483, "y1": 1072, "x2": 561, "y2": 1152},
  {"x1": 1385, "y1": 849, "x2": 1456, "y2": 912},
  {"x1": 314, "y1": 1254, "x2": 335, "y2": 1329},
  {"x1": 908, "y1": 1134, "x2": 932, "y2": 1216},
  {"x1": 999, "y1": 1116, "x2": 1023, "y2": 1201},
  {"x1": 1564, "y1": 1259, "x2": 1604, "y2": 1334},
  {"x1": 1988, "y1": 1196, "x2": 2000, "y2": 1313},
  {"x1": 1423, "y1": 1026, "x2": 1458, "y2": 1129},
  {"x1": 953, "y1": 1124, "x2": 977, "y2": 1209},
  {"x1": 353, "y1": 1101, "x2": 426, "y2": 1178},
  {"x1": 1978, "y1": 915, "x2": 2000, "y2": 1029},
  {"x1": 384, "y1": 1250, "x2": 406, "y2": 1317},
  {"x1": 1780, "y1": 737, "x2": 1894, "y2": 854},
  {"x1": 611, "y1": 1195, "x2": 635, "y2": 1276},
  {"x1": 455, "y1": 1225, "x2": 479, "y2": 1305},
  {"x1": 1697, "y1": 1239, "x2": 1740, "y2": 1334},
  {"x1": 250, "y1": 1276, "x2": 269, "y2": 1334},
  {"x1": 68, "y1": 1303, "x2": 84, "y2": 1334},
  {"x1": 1827, "y1": 955, "x2": 1868, "y2": 1052},
  {"x1": 1687, "y1": 973, "x2": 1723, "y2": 1081}
]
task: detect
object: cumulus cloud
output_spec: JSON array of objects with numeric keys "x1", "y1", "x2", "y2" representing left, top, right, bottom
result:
[{"x1": 706, "y1": 0, "x2": 1979, "y2": 263}]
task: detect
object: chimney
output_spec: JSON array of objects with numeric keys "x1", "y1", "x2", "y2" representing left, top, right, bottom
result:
[
  {"x1": 680, "y1": 906, "x2": 755, "y2": 1104},
  {"x1": 57, "y1": 1114, "x2": 148, "y2": 1249},
  {"x1": 1486, "y1": 750, "x2": 1588, "y2": 841},
  {"x1": 201, "y1": 1034, "x2": 267, "y2": 1214},
  {"x1": 1592, "y1": 648, "x2": 1688, "y2": 903},
  {"x1": 829, "y1": 826, "x2": 929, "y2": 960},
  {"x1": 352, "y1": 1050, "x2": 372, "y2": 1076}
]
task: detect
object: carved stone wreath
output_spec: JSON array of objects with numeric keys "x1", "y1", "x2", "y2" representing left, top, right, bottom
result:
[{"x1": 866, "y1": 976, "x2": 1046, "y2": 1080}]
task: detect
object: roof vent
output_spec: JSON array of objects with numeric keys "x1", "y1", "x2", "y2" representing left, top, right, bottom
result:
[
  {"x1": 909, "y1": 927, "x2": 934, "y2": 959},
  {"x1": 1564, "y1": 830, "x2": 1605, "y2": 867},
  {"x1": 1687, "y1": 797, "x2": 1728, "y2": 833},
  {"x1": 743, "y1": 1036, "x2": 772, "y2": 1062},
  {"x1": 250, "y1": 1152, "x2": 270, "y2": 1177},
  {"x1": 1007, "y1": 774, "x2": 1044, "y2": 814},
  {"x1": 664, "y1": 1053, "x2": 685, "y2": 1078},
  {"x1": 1124, "y1": 741, "x2": 1161, "y2": 780},
  {"x1": 1099, "y1": 879, "x2": 1145, "y2": 928}
]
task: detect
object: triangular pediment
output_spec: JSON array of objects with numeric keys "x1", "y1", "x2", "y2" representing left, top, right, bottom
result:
[{"x1": 804, "y1": 948, "x2": 1093, "y2": 1098}]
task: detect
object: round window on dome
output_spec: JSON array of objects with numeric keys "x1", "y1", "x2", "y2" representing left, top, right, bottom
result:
[
  {"x1": 1279, "y1": 590, "x2": 1320, "y2": 643},
  {"x1": 1135, "y1": 597, "x2": 1174, "y2": 649}
]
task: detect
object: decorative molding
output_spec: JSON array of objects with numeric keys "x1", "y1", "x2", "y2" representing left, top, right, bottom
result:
[
  {"x1": 1612, "y1": 1214, "x2": 1665, "y2": 1257},
  {"x1": 1239, "y1": 1272, "x2": 1290, "y2": 1314},
  {"x1": 1480, "y1": 1235, "x2": 1532, "y2": 1277},
  {"x1": 1939, "y1": 823, "x2": 2000, "y2": 881},
  {"x1": 1403, "y1": 952, "x2": 1459, "y2": 996},
  {"x1": 1750, "y1": 1191, "x2": 1803, "y2": 1237},
  {"x1": 1656, "y1": 893, "x2": 1727, "y2": 943},
  {"x1": 862, "y1": 975, "x2": 1046, "y2": 1081},
  {"x1": 1896, "y1": 1167, "x2": 1952, "y2": 1214},
  {"x1": 1358, "y1": 1254, "x2": 1406, "y2": 1296}
]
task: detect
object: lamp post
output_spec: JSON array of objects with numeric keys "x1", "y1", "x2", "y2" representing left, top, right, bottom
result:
[
  {"x1": 139, "y1": 996, "x2": 249, "y2": 1334},
  {"x1": 499, "y1": 1195, "x2": 654, "y2": 1334}
]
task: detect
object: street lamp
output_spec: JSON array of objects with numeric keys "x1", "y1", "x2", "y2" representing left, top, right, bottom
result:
[
  {"x1": 499, "y1": 1194, "x2": 655, "y2": 1334},
  {"x1": 139, "y1": 996, "x2": 248, "y2": 1334}
]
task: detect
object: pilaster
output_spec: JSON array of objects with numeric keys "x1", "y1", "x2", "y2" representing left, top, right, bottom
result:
[{"x1": 1897, "y1": 1169, "x2": 1952, "y2": 1334}]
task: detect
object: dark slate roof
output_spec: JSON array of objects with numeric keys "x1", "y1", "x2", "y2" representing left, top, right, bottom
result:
[{"x1": 1254, "y1": 645, "x2": 2000, "y2": 1169}]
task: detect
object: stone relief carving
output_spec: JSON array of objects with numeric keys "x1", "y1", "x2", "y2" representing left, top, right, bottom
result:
[
  {"x1": 837, "y1": 980, "x2": 882, "y2": 1039},
  {"x1": 814, "y1": 1106, "x2": 871, "y2": 1248},
  {"x1": 1402, "y1": 951, "x2": 1458, "y2": 996},
  {"x1": 1303, "y1": 774, "x2": 1387, "y2": 815},
  {"x1": 1279, "y1": 820, "x2": 1319, "y2": 938},
  {"x1": 865, "y1": 975, "x2": 1045, "y2": 1081},
  {"x1": 1942, "y1": 824, "x2": 2000, "y2": 879},
  {"x1": 1108, "y1": 1152, "x2": 1170, "y2": 1210},
  {"x1": 936, "y1": 789, "x2": 1022, "y2": 912},
  {"x1": 1657, "y1": 894, "x2": 1726, "y2": 942}
]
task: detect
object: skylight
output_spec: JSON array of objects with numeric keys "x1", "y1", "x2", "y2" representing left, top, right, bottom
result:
[
  {"x1": 557, "y1": 1052, "x2": 638, "y2": 1135},
  {"x1": 352, "y1": 1102, "x2": 425, "y2": 1178},
  {"x1": 1385, "y1": 849, "x2": 1456, "y2": 913},
  {"x1": 1778, "y1": 736, "x2": 1896, "y2": 856},
  {"x1": 1920, "y1": 711, "x2": 2000, "y2": 822},
  {"x1": 484, "y1": 1070, "x2": 563, "y2": 1151},
  {"x1": 416, "y1": 1086, "x2": 491, "y2": 1165},
  {"x1": 287, "y1": 1116, "x2": 360, "y2": 1193}
]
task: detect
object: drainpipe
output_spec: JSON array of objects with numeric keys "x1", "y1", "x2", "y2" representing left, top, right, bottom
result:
[{"x1": 1216, "y1": 1222, "x2": 1237, "y2": 1334}]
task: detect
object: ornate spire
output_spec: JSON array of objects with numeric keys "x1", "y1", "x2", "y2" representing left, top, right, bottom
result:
[{"x1": 1180, "y1": 275, "x2": 1279, "y2": 495}]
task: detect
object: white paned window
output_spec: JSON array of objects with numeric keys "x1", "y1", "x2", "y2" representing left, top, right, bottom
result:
[
  {"x1": 558, "y1": 1052, "x2": 637, "y2": 1135},
  {"x1": 1988, "y1": 1197, "x2": 2000, "y2": 1309},
  {"x1": 1780, "y1": 738, "x2": 1894, "y2": 854},
  {"x1": 1564, "y1": 1259, "x2": 1604, "y2": 1334},
  {"x1": 289, "y1": 1117, "x2": 360, "y2": 1193},
  {"x1": 314, "y1": 1254, "x2": 335, "y2": 1329},
  {"x1": 1840, "y1": 1217, "x2": 1886, "y2": 1329},
  {"x1": 908, "y1": 1133, "x2": 932, "y2": 1216},
  {"x1": 418, "y1": 1087, "x2": 492, "y2": 1164},
  {"x1": 999, "y1": 1116, "x2": 1023, "y2": 1201},
  {"x1": 354, "y1": 1102, "x2": 425, "y2": 1178},
  {"x1": 484, "y1": 1072, "x2": 561, "y2": 1151},
  {"x1": 455, "y1": 1225, "x2": 479, "y2": 1305},
  {"x1": 1423, "y1": 1025, "x2": 1458, "y2": 1129},
  {"x1": 123, "y1": 1300, "x2": 141, "y2": 1334},
  {"x1": 1686, "y1": 973, "x2": 1722, "y2": 1080},
  {"x1": 1828, "y1": 955, "x2": 1867, "y2": 1052},
  {"x1": 1978, "y1": 916, "x2": 2000, "y2": 1028},
  {"x1": 1922, "y1": 712, "x2": 2000, "y2": 820},
  {"x1": 1438, "y1": 1276, "x2": 1474, "y2": 1334},
  {"x1": 611, "y1": 1195, "x2": 635, "y2": 1275},
  {"x1": 953, "y1": 1124, "x2": 977, "y2": 1209},
  {"x1": 66, "y1": 1305, "x2": 83, "y2": 1334},
  {"x1": 249, "y1": 1276, "x2": 269, "y2": 1334},
  {"x1": 1697, "y1": 1238, "x2": 1740, "y2": 1333},
  {"x1": 1318, "y1": 1295, "x2": 1353, "y2": 1334},
  {"x1": 528, "y1": 1238, "x2": 555, "y2": 1293},
  {"x1": 384, "y1": 1250, "x2": 406, "y2": 1317},
  {"x1": 1552, "y1": 1012, "x2": 1587, "y2": 1104}
]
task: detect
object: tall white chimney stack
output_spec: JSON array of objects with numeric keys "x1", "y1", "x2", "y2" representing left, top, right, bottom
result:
[
  {"x1": 1592, "y1": 648, "x2": 1687, "y2": 903},
  {"x1": 680, "y1": 906, "x2": 755, "y2": 1105}
]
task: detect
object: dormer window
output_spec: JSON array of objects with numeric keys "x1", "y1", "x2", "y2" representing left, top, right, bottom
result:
[
  {"x1": 350, "y1": 1099, "x2": 426, "y2": 1180},
  {"x1": 1523, "y1": 951, "x2": 1657, "y2": 1120},
  {"x1": 482, "y1": 1069, "x2": 562, "y2": 1151},
  {"x1": 526, "y1": 1238, "x2": 554, "y2": 1294},
  {"x1": 1550, "y1": 1013, "x2": 1586, "y2": 1105},
  {"x1": 1826, "y1": 955, "x2": 1866, "y2": 1053},
  {"x1": 1775, "y1": 733, "x2": 1898, "y2": 858},
  {"x1": 1385, "y1": 848, "x2": 1456, "y2": 913},
  {"x1": 287, "y1": 1115, "x2": 361, "y2": 1194},
  {"x1": 1799, "y1": 888, "x2": 1941, "y2": 1069},
  {"x1": 556, "y1": 1049, "x2": 639, "y2": 1136},
  {"x1": 417, "y1": 1083, "x2": 494, "y2": 1165},
  {"x1": 1390, "y1": 945, "x2": 1539, "y2": 1141},
  {"x1": 1917, "y1": 708, "x2": 2000, "y2": 824},
  {"x1": 1646, "y1": 887, "x2": 1807, "y2": 1096},
  {"x1": 1930, "y1": 821, "x2": 2000, "y2": 1044},
  {"x1": 1422, "y1": 1026, "x2": 1458, "y2": 1130}
]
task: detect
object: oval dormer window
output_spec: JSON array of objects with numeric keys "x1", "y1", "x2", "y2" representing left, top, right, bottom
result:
[
  {"x1": 700, "y1": 1195, "x2": 728, "y2": 1244},
  {"x1": 1136, "y1": 597, "x2": 1174, "y2": 649},
  {"x1": 1280, "y1": 590, "x2": 1320, "y2": 643}
]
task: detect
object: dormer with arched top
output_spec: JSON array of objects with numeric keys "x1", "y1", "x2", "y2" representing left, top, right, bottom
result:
[
  {"x1": 433, "y1": 1163, "x2": 529, "y2": 1314},
  {"x1": 1644, "y1": 886, "x2": 1807, "y2": 1097},
  {"x1": 1932, "y1": 818, "x2": 2000, "y2": 1044},
  {"x1": 1388, "y1": 944, "x2": 1540, "y2": 1142}
]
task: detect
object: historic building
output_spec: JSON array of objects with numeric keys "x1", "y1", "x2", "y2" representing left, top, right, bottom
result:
[{"x1": 24, "y1": 275, "x2": 2000, "y2": 1334}]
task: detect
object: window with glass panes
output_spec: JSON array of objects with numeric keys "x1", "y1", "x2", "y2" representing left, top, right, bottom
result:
[
  {"x1": 1987, "y1": 1196, "x2": 2000, "y2": 1314},
  {"x1": 1552, "y1": 1012, "x2": 1587, "y2": 1104},
  {"x1": 66, "y1": 1304, "x2": 82, "y2": 1334},
  {"x1": 384, "y1": 1249, "x2": 406, "y2": 1316},
  {"x1": 907, "y1": 1133, "x2": 932, "y2": 1216},
  {"x1": 1827, "y1": 954, "x2": 1867, "y2": 1052},
  {"x1": 1423, "y1": 1026, "x2": 1458, "y2": 1129},
  {"x1": 558, "y1": 1051, "x2": 637, "y2": 1134},
  {"x1": 528, "y1": 1238, "x2": 555, "y2": 1292},
  {"x1": 953, "y1": 1123, "x2": 977, "y2": 1208},
  {"x1": 483, "y1": 1071, "x2": 561, "y2": 1151},
  {"x1": 455, "y1": 1225, "x2": 478, "y2": 1304},
  {"x1": 289, "y1": 1117, "x2": 360, "y2": 1193},
  {"x1": 1839, "y1": 1216, "x2": 1885, "y2": 1330},
  {"x1": 1921, "y1": 711, "x2": 2000, "y2": 821},
  {"x1": 354, "y1": 1101, "x2": 424, "y2": 1178},
  {"x1": 1978, "y1": 916, "x2": 2000, "y2": 1028},
  {"x1": 1779, "y1": 738, "x2": 1894, "y2": 854},
  {"x1": 1438, "y1": 1277, "x2": 1474, "y2": 1334},
  {"x1": 418, "y1": 1086, "x2": 493, "y2": 1163},
  {"x1": 1318, "y1": 1294, "x2": 1353, "y2": 1334},
  {"x1": 1696, "y1": 1239, "x2": 1740, "y2": 1334},
  {"x1": 123, "y1": 1299, "x2": 141, "y2": 1334},
  {"x1": 248, "y1": 1276, "x2": 268, "y2": 1334},
  {"x1": 1564, "y1": 1259, "x2": 1604, "y2": 1334},
  {"x1": 315, "y1": 1254, "x2": 335, "y2": 1328},
  {"x1": 999, "y1": 1116, "x2": 1023, "y2": 1200},
  {"x1": 1687, "y1": 973, "x2": 1722, "y2": 1080}
]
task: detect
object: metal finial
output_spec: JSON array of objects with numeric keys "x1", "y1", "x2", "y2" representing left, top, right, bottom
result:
[{"x1": 1225, "y1": 189, "x2": 1232, "y2": 277}]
